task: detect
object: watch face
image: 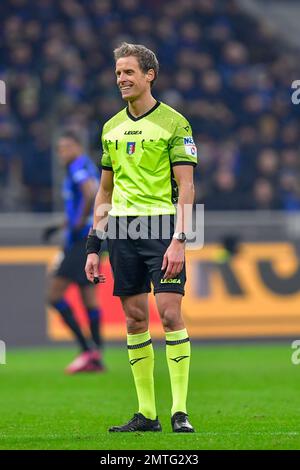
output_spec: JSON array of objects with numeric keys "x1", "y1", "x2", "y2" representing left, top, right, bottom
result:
[{"x1": 174, "y1": 232, "x2": 186, "y2": 242}]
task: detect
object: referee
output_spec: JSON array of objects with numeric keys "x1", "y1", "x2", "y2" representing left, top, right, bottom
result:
[{"x1": 86, "y1": 43, "x2": 197, "y2": 432}]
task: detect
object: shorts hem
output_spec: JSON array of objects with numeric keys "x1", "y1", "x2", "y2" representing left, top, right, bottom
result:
[
  {"x1": 154, "y1": 288, "x2": 185, "y2": 296},
  {"x1": 54, "y1": 273, "x2": 91, "y2": 286},
  {"x1": 113, "y1": 288, "x2": 151, "y2": 297}
]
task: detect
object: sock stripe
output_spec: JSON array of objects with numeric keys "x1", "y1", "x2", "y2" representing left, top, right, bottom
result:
[
  {"x1": 166, "y1": 337, "x2": 190, "y2": 346},
  {"x1": 127, "y1": 339, "x2": 152, "y2": 350}
]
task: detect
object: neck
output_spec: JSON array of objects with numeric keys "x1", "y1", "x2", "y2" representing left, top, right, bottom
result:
[{"x1": 128, "y1": 93, "x2": 157, "y2": 118}]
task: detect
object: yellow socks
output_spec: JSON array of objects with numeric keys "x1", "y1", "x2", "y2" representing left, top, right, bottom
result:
[
  {"x1": 127, "y1": 328, "x2": 191, "y2": 418},
  {"x1": 165, "y1": 328, "x2": 191, "y2": 415},
  {"x1": 127, "y1": 330, "x2": 156, "y2": 420}
]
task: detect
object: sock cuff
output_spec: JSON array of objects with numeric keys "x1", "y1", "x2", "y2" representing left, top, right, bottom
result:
[
  {"x1": 127, "y1": 330, "x2": 152, "y2": 349},
  {"x1": 87, "y1": 308, "x2": 99, "y2": 320},
  {"x1": 165, "y1": 328, "x2": 189, "y2": 345},
  {"x1": 53, "y1": 299, "x2": 69, "y2": 312}
]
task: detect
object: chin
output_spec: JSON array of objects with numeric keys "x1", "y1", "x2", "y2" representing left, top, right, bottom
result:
[
  {"x1": 123, "y1": 95, "x2": 134, "y2": 102},
  {"x1": 121, "y1": 92, "x2": 138, "y2": 102}
]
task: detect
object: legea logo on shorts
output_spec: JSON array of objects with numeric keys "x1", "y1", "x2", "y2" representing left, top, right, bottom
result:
[{"x1": 160, "y1": 278, "x2": 181, "y2": 284}]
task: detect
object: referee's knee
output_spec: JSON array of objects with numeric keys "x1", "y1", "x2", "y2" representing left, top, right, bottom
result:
[
  {"x1": 160, "y1": 307, "x2": 184, "y2": 331},
  {"x1": 126, "y1": 317, "x2": 148, "y2": 334},
  {"x1": 126, "y1": 311, "x2": 148, "y2": 334}
]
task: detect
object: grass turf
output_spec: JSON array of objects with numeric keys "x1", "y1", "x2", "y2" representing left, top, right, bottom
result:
[{"x1": 0, "y1": 343, "x2": 300, "y2": 450}]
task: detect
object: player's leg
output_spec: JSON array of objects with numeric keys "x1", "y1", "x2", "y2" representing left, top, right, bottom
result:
[
  {"x1": 79, "y1": 284, "x2": 105, "y2": 371},
  {"x1": 79, "y1": 284, "x2": 103, "y2": 350},
  {"x1": 155, "y1": 292, "x2": 194, "y2": 432},
  {"x1": 109, "y1": 293, "x2": 160, "y2": 432},
  {"x1": 48, "y1": 242, "x2": 99, "y2": 373},
  {"x1": 48, "y1": 275, "x2": 90, "y2": 353},
  {"x1": 143, "y1": 215, "x2": 194, "y2": 432},
  {"x1": 122, "y1": 293, "x2": 155, "y2": 420},
  {"x1": 107, "y1": 223, "x2": 160, "y2": 432}
]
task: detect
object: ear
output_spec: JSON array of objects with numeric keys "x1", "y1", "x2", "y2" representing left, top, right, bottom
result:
[{"x1": 146, "y1": 69, "x2": 155, "y2": 84}]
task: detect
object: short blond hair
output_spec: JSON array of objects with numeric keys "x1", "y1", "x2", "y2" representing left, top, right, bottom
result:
[{"x1": 114, "y1": 42, "x2": 159, "y2": 86}]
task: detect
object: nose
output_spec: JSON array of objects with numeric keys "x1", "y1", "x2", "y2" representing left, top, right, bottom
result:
[
  {"x1": 117, "y1": 73, "x2": 125, "y2": 84},
  {"x1": 118, "y1": 73, "x2": 131, "y2": 86}
]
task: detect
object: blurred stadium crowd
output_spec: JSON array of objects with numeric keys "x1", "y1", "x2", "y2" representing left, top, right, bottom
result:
[{"x1": 1, "y1": 0, "x2": 300, "y2": 212}]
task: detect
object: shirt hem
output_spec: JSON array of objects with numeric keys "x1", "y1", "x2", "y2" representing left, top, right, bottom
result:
[{"x1": 109, "y1": 209, "x2": 176, "y2": 217}]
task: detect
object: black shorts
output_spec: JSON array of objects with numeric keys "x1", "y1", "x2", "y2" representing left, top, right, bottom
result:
[
  {"x1": 107, "y1": 215, "x2": 186, "y2": 297},
  {"x1": 55, "y1": 239, "x2": 90, "y2": 286}
]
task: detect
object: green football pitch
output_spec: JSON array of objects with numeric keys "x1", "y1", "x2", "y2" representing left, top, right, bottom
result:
[{"x1": 0, "y1": 343, "x2": 300, "y2": 450}]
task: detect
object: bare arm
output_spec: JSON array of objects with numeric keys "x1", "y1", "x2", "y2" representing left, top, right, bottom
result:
[
  {"x1": 92, "y1": 169, "x2": 114, "y2": 231},
  {"x1": 162, "y1": 165, "x2": 195, "y2": 279},
  {"x1": 85, "y1": 169, "x2": 114, "y2": 283},
  {"x1": 173, "y1": 165, "x2": 195, "y2": 234}
]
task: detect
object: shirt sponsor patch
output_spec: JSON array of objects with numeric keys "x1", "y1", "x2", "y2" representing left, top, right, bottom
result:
[
  {"x1": 183, "y1": 136, "x2": 197, "y2": 157},
  {"x1": 126, "y1": 142, "x2": 136, "y2": 155}
]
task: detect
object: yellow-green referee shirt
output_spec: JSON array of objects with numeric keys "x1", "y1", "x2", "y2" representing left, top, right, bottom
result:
[{"x1": 101, "y1": 101, "x2": 197, "y2": 216}]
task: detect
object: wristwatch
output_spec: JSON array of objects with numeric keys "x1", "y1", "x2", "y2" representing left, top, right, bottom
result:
[{"x1": 173, "y1": 232, "x2": 187, "y2": 243}]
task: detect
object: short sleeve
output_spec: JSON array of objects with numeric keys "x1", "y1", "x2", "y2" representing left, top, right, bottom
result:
[
  {"x1": 169, "y1": 117, "x2": 198, "y2": 167},
  {"x1": 101, "y1": 133, "x2": 113, "y2": 171},
  {"x1": 69, "y1": 158, "x2": 91, "y2": 185},
  {"x1": 72, "y1": 168, "x2": 90, "y2": 184}
]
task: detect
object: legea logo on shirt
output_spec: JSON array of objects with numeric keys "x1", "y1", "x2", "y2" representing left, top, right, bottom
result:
[
  {"x1": 124, "y1": 130, "x2": 142, "y2": 135},
  {"x1": 183, "y1": 136, "x2": 197, "y2": 157}
]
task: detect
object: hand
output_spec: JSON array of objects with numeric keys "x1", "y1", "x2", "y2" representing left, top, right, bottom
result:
[
  {"x1": 161, "y1": 239, "x2": 185, "y2": 279},
  {"x1": 85, "y1": 253, "x2": 106, "y2": 284}
]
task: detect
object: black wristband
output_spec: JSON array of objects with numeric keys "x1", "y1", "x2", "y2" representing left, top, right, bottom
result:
[
  {"x1": 89, "y1": 228, "x2": 106, "y2": 240},
  {"x1": 86, "y1": 234, "x2": 102, "y2": 255}
]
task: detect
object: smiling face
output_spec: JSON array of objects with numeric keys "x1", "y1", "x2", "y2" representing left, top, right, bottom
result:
[{"x1": 115, "y1": 55, "x2": 155, "y2": 102}]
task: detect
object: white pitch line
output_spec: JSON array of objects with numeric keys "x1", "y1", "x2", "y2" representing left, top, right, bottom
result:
[{"x1": 194, "y1": 432, "x2": 300, "y2": 436}]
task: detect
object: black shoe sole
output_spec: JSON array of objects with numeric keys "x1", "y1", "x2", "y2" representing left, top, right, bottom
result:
[
  {"x1": 109, "y1": 427, "x2": 162, "y2": 433},
  {"x1": 173, "y1": 428, "x2": 195, "y2": 433}
]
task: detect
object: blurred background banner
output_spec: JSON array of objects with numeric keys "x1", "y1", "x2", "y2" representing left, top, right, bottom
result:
[
  {"x1": 48, "y1": 240, "x2": 300, "y2": 341},
  {"x1": 1, "y1": 211, "x2": 300, "y2": 345},
  {"x1": 1, "y1": 0, "x2": 300, "y2": 346}
]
